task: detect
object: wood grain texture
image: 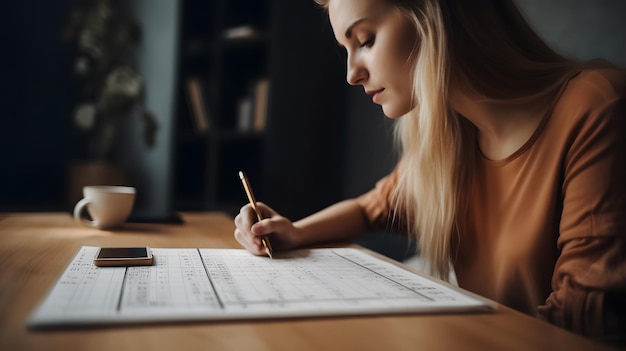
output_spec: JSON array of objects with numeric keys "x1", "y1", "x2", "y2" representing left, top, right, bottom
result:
[{"x1": 0, "y1": 213, "x2": 615, "y2": 351}]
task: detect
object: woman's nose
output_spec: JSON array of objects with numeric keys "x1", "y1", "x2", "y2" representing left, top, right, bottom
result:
[{"x1": 346, "y1": 55, "x2": 367, "y2": 85}]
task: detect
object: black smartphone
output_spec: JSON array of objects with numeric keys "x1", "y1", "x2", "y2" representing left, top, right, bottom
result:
[{"x1": 93, "y1": 247, "x2": 153, "y2": 267}]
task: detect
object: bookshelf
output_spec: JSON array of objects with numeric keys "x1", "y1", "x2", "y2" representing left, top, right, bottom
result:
[{"x1": 173, "y1": 0, "x2": 272, "y2": 213}]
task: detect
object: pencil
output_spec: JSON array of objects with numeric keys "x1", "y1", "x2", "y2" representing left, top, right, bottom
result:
[{"x1": 238, "y1": 171, "x2": 273, "y2": 259}]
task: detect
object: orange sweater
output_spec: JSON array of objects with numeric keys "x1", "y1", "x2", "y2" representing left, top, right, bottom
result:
[{"x1": 357, "y1": 68, "x2": 626, "y2": 341}]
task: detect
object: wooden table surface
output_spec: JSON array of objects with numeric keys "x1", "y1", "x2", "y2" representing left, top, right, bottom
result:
[{"x1": 0, "y1": 212, "x2": 616, "y2": 351}]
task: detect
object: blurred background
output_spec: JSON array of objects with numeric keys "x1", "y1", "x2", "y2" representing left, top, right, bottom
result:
[{"x1": 1, "y1": 0, "x2": 625, "y2": 260}]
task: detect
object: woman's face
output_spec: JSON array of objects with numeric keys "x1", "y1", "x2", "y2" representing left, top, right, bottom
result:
[{"x1": 328, "y1": 0, "x2": 417, "y2": 118}]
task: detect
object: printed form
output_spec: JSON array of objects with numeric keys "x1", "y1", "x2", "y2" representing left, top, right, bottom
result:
[{"x1": 28, "y1": 246, "x2": 495, "y2": 327}]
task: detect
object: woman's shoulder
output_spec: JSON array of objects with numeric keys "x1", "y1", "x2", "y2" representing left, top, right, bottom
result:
[
  {"x1": 548, "y1": 64, "x2": 626, "y2": 137},
  {"x1": 568, "y1": 64, "x2": 626, "y2": 101}
]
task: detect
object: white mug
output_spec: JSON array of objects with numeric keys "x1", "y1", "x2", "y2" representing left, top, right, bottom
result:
[{"x1": 73, "y1": 186, "x2": 136, "y2": 229}]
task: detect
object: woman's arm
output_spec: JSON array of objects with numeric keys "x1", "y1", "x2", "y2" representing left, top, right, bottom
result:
[
  {"x1": 292, "y1": 198, "x2": 370, "y2": 247},
  {"x1": 537, "y1": 71, "x2": 626, "y2": 343},
  {"x1": 234, "y1": 199, "x2": 369, "y2": 256}
]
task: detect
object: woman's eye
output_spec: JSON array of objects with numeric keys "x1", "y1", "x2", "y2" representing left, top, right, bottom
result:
[{"x1": 360, "y1": 35, "x2": 375, "y2": 48}]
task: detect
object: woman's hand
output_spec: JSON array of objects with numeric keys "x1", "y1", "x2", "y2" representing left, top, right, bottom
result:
[{"x1": 234, "y1": 202, "x2": 301, "y2": 256}]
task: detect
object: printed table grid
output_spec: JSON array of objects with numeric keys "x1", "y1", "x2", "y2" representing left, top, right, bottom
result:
[{"x1": 28, "y1": 246, "x2": 491, "y2": 327}]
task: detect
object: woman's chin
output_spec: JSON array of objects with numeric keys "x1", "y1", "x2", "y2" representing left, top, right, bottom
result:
[{"x1": 381, "y1": 106, "x2": 409, "y2": 119}]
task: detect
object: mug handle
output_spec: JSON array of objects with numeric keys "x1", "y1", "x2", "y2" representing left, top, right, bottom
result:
[{"x1": 73, "y1": 198, "x2": 98, "y2": 227}]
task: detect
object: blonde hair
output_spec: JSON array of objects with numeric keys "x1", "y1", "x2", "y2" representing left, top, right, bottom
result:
[{"x1": 316, "y1": 0, "x2": 580, "y2": 279}]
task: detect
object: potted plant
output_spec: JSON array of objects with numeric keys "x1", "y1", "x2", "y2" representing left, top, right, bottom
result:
[{"x1": 62, "y1": 0, "x2": 157, "y2": 204}]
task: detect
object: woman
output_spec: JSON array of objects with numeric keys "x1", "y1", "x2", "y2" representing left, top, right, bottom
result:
[{"x1": 234, "y1": 0, "x2": 626, "y2": 342}]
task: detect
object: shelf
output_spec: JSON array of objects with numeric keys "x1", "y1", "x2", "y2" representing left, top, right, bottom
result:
[
  {"x1": 176, "y1": 128, "x2": 265, "y2": 142},
  {"x1": 184, "y1": 33, "x2": 268, "y2": 60},
  {"x1": 173, "y1": 0, "x2": 272, "y2": 212}
]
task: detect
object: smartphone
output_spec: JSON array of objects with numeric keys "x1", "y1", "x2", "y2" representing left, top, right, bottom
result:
[{"x1": 93, "y1": 247, "x2": 153, "y2": 267}]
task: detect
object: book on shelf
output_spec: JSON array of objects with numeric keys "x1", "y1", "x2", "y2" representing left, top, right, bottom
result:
[
  {"x1": 185, "y1": 77, "x2": 210, "y2": 133},
  {"x1": 223, "y1": 25, "x2": 260, "y2": 41},
  {"x1": 253, "y1": 78, "x2": 269, "y2": 132},
  {"x1": 237, "y1": 96, "x2": 253, "y2": 132},
  {"x1": 237, "y1": 77, "x2": 269, "y2": 133}
]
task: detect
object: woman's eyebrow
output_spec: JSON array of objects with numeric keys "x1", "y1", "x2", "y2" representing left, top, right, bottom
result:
[{"x1": 345, "y1": 18, "x2": 369, "y2": 39}]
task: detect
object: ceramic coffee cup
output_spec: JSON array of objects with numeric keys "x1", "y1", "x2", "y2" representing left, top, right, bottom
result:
[{"x1": 73, "y1": 185, "x2": 136, "y2": 229}]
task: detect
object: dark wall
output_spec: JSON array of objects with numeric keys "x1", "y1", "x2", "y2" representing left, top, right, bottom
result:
[
  {"x1": 0, "y1": 0, "x2": 347, "y2": 218},
  {"x1": 264, "y1": 2, "x2": 347, "y2": 220},
  {"x1": 518, "y1": 0, "x2": 626, "y2": 68},
  {"x1": 0, "y1": 0, "x2": 81, "y2": 211},
  {"x1": 4, "y1": 1, "x2": 623, "y2": 220}
]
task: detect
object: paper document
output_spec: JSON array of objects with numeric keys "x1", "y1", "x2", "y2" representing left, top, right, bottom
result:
[{"x1": 28, "y1": 246, "x2": 495, "y2": 328}]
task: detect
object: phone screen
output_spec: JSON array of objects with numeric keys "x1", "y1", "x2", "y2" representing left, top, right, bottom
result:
[
  {"x1": 94, "y1": 247, "x2": 153, "y2": 267},
  {"x1": 97, "y1": 247, "x2": 149, "y2": 259}
]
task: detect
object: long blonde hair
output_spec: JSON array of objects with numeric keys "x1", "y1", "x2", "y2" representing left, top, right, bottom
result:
[{"x1": 316, "y1": 0, "x2": 579, "y2": 279}]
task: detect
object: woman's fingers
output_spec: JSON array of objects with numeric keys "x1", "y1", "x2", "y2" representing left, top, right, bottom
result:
[
  {"x1": 234, "y1": 202, "x2": 298, "y2": 255},
  {"x1": 234, "y1": 204, "x2": 272, "y2": 255},
  {"x1": 234, "y1": 228, "x2": 265, "y2": 255}
]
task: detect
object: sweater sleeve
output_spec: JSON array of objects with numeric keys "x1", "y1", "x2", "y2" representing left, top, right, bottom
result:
[
  {"x1": 537, "y1": 78, "x2": 626, "y2": 342},
  {"x1": 355, "y1": 165, "x2": 405, "y2": 233}
]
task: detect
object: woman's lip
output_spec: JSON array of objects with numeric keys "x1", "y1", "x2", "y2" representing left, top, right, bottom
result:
[{"x1": 366, "y1": 89, "x2": 384, "y2": 103}]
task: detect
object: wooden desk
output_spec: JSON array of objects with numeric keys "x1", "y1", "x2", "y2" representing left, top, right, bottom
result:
[{"x1": 0, "y1": 213, "x2": 615, "y2": 351}]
